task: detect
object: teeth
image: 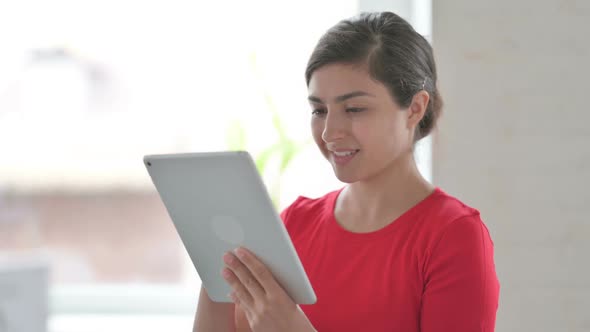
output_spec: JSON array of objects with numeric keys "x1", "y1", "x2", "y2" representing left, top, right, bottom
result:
[{"x1": 333, "y1": 150, "x2": 357, "y2": 157}]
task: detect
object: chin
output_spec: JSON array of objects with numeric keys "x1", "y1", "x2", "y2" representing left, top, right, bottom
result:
[{"x1": 332, "y1": 168, "x2": 361, "y2": 184}]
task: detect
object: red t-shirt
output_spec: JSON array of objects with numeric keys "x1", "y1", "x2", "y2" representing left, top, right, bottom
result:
[{"x1": 281, "y1": 187, "x2": 499, "y2": 332}]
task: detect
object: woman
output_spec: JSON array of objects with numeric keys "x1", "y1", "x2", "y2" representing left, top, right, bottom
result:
[{"x1": 194, "y1": 11, "x2": 499, "y2": 332}]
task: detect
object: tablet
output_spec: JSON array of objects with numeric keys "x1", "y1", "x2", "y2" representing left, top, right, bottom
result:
[{"x1": 143, "y1": 151, "x2": 316, "y2": 304}]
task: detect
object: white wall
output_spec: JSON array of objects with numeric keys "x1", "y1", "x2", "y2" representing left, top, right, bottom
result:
[{"x1": 433, "y1": 1, "x2": 590, "y2": 331}]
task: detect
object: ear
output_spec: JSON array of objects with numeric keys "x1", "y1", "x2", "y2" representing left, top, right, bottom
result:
[{"x1": 406, "y1": 90, "x2": 430, "y2": 129}]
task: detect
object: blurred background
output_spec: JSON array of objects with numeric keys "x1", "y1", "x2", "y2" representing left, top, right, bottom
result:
[{"x1": 0, "y1": 0, "x2": 588, "y2": 331}]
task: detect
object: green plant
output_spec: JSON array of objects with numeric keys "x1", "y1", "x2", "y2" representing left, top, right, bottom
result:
[
  {"x1": 225, "y1": 101, "x2": 308, "y2": 208},
  {"x1": 225, "y1": 52, "x2": 312, "y2": 207}
]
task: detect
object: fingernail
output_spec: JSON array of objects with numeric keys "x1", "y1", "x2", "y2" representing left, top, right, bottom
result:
[
  {"x1": 223, "y1": 253, "x2": 234, "y2": 264},
  {"x1": 234, "y1": 248, "x2": 246, "y2": 259}
]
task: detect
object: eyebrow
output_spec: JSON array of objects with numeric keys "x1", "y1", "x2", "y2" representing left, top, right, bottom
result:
[{"x1": 307, "y1": 91, "x2": 375, "y2": 104}]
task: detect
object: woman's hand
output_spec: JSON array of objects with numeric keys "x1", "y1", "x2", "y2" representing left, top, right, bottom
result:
[{"x1": 222, "y1": 247, "x2": 316, "y2": 332}]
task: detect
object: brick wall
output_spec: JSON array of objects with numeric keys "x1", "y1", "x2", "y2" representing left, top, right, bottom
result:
[{"x1": 0, "y1": 191, "x2": 185, "y2": 284}]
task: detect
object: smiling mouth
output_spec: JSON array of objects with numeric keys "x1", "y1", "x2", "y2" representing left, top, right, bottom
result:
[
  {"x1": 330, "y1": 149, "x2": 360, "y2": 165},
  {"x1": 332, "y1": 150, "x2": 359, "y2": 157}
]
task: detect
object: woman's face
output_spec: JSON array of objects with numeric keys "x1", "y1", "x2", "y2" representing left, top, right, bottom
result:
[{"x1": 308, "y1": 63, "x2": 421, "y2": 183}]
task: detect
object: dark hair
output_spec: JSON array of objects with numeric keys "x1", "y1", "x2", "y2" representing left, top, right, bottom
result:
[{"x1": 305, "y1": 12, "x2": 443, "y2": 141}]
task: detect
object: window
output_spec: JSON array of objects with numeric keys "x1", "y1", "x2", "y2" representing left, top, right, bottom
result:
[{"x1": 0, "y1": 1, "x2": 431, "y2": 331}]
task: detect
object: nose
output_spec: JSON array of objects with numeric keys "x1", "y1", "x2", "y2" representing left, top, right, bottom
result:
[{"x1": 321, "y1": 110, "x2": 347, "y2": 143}]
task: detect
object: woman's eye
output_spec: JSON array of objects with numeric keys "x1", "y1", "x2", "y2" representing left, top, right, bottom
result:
[
  {"x1": 346, "y1": 107, "x2": 365, "y2": 113},
  {"x1": 311, "y1": 108, "x2": 327, "y2": 116}
]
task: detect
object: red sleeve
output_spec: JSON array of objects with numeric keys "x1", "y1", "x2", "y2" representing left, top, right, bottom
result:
[
  {"x1": 280, "y1": 196, "x2": 302, "y2": 226},
  {"x1": 280, "y1": 205, "x2": 292, "y2": 223},
  {"x1": 421, "y1": 215, "x2": 500, "y2": 332}
]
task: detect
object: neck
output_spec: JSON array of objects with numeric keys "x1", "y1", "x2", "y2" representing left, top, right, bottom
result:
[{"x1": 341, "y1": 151, "x2": 435, "y2": 225}]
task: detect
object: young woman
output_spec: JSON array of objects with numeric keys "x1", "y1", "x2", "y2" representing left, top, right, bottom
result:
[{"x1": 194, "y1": 11, "x2": 499, "y2": 332}]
